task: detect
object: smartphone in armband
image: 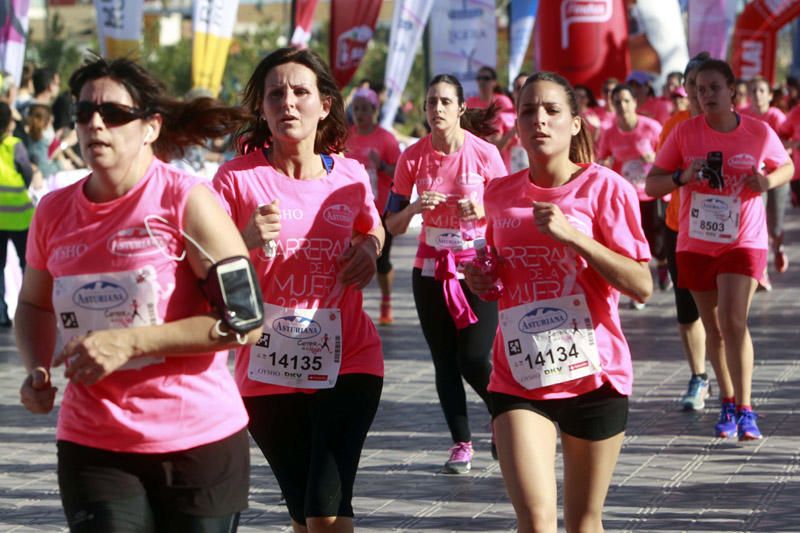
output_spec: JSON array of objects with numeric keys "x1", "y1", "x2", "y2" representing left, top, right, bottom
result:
[{"x1": 205, "y1": 256, "x2": 264, "y2": 334}]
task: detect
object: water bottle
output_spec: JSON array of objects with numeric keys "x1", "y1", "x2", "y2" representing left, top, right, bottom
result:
[{"x1": 471, "y1": 237, "x2": 503, "y2": 301}]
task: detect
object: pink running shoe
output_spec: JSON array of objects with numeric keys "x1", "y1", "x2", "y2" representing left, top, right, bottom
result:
[{"x1": 442, "y1": 441, "x2": 473, "y2": 474}]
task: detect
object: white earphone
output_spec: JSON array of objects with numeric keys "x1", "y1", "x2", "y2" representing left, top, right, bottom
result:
[{"x1": 144, "y1": 125, "x2": 154, "y2": 143}]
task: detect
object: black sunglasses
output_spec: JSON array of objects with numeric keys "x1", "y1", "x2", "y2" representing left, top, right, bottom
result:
[
  {"x1": 476, "y1": 75, "x2": 494, "y2": 82},
  {"x1": 74, "y1": 101, "x2": 149, "y2": 126}
]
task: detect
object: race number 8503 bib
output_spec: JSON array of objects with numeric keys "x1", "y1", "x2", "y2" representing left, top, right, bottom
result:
[
  {"x1": 248, "y1": 303, "x2": 342, "y2": 389},
  {"x1": 689, "y1": 192, "x2": 740, "y2": 244},
  {"x1": 499, "y1": 294, "x2": 601, "y2": 390},
  {"x1": 52, "y1": 266, "x2": 164, "y2": 371}
]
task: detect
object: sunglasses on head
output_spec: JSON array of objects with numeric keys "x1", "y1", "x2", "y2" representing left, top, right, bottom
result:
[
  {"x1": 74, "y1": 101, "x2": 149, "y2": 126},
  {"x1": 476, "y1": 75, "x2": 494, "y2": 82}
]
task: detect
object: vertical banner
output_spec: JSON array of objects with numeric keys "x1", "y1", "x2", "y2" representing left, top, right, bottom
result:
[
  {"x1": 93, "y1": 0, "x2": 144, "y2": 58},
  {"x1": 329, "y1": 0, "x2": 382, "y2": 88},
  {"x1": 380, "y1": 0, "x2": 434, "y2": 129},
  {"x1": 290, "y1": 0, "x2": 319, "y2": 48},
  {"x1": 192, "y1": 0, "x2": 240, "y2": 97},
  {"x1": 0, "y1": 0, "x2": 30, "y2": 86},
  {"x1": 687, "y1": 0, "x2": 737, "y2": 59},
  {"x1": 535, "y1": 0, "x2": 628, "y2": 97},
  {"x1": 508, "y1": 0, "x2": 537, "y2": 89},
  {"x1": 731, "y1": 0, "x2": 800, "y2": 84},
  {"x1": 429, "y1": 0, "x2": 497, "y2": 99}
]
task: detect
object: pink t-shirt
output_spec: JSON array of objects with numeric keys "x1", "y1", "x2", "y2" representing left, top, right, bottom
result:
[
  {"x1": 740, "y1": 106, "x2": 786, "y2": 134},
  {"x1": 779, "y1": 105, "x2": 800, "y2": 181},
  {"x1": 26, "y1": 158, "x2": 248, "y2": 453},
  {"x1": 345, "y1": 125, "x2": 401, "y2": 214},
  {"x1": 639, "y1": 97, "x2": 673, "y2": 125},
  {"x1": 213, "y1": 151, "x2": 384, "y2": 397},
  {"x1": 466, "y1": 94, "x2": 516, "y2": 171},
  {"x1": 596, "y1": 115, "x2": 663, "y2": 201},
  {"x1": 484, "y1": 164, "x2": 650, "y2": 399},
  {"x1": 392, "y1": 131, "x2": 507, "y2": 269},
  {"x1": 655, "y1": 114, "x2": 790, "y2": 255}
]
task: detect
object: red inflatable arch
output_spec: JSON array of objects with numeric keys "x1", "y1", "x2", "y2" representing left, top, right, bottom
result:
[{"x1": 731, "y1": 0, "x2": 800, "y2": 83}]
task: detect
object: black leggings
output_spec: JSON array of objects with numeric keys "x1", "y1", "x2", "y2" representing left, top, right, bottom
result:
[
  {"x1": 412, "y1": 268, "x2": 498, "y2": 443},
  {"x1": 640, "y1": 199, "x2": 666, "y2": 261},
  {"x1": 665, "y1": 227, "x2": 699, "y2": 324},
  {"x1": 244, "y1": 374, "x2": 382, "y2": 525},
  {"x1": 57, "y1": 429, "x2": 250, "y2": 533}
]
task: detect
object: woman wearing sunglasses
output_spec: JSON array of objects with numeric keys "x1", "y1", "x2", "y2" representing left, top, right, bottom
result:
[
  {"x1": 466, "y1": 66, "x2": 516, "y2": 172},
  {"x1": 16, "y1": 56, "x2": 261, "y2": 532},
  {"x1": 213, "y1": 47, "x2": 384, "y2": 532}
]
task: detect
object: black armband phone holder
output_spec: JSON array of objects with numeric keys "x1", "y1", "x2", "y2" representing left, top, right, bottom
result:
[
  {"x1": 385, "y1": 192, "x2": 410, "y2": 215},
  {"x1": 202, "y1": 256, "x2": 264, "y2": 335}
]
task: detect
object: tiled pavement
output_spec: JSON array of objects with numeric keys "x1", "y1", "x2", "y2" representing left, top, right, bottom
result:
[{"x1": 1, "y1": 211, "x2": 799, "y2": 532}]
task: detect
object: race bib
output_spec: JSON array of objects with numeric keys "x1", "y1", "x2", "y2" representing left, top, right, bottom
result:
[
  {"x1": 499, "y1": 294, "x2": 601, "y2": 390},
  {"x1": 52, "y1": 266, "x2": 164, "y2": 371},
  {"x1": 424, "y1": 226, "x2": 472, "y2": 251},
  {"x1": 689, "y1": 192, "x2": 740, "y2": 244},
  {"x1": 510, "y1": 145, "x2": 529, "y2": 174},
  {"x1": 248, "y1": 303, "x2": 342, "y2": 389}
]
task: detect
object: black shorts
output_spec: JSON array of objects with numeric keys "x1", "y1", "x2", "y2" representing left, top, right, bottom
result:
[
  {"x1": 376, "y1": 219, "x2": 393, "y2": 274},
  {"x1": 57, "y1": 428, "x2": 250, "y2": 532},
  {"x1": 244, "y1": 374, "x2": 382, "y2": 525},
  {"x1": 490, "y1": 383, "x2": 628, "y2": 441}
]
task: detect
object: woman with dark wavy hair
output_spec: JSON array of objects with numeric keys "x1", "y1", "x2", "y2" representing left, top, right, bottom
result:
[
  {"x1": 16, "y1": 55, "x2": 261, "y2": 532},
  {"x1": 385, "y1": 73, "x2": 506, "y2": 475},
  {"x1": 213, "y1": 47, "x2": 385, "y2": 532}
]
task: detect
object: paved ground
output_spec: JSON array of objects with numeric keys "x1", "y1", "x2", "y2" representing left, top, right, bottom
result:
[{"x1": 2, "y1": 211, "x2": 799, "y2": 532}]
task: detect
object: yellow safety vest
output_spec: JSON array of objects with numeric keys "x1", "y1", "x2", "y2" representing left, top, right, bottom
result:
[{"x1": 0, "y1": 135, "x2": 34, "y2": 230}]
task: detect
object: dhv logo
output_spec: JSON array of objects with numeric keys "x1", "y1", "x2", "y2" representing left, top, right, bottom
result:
[
  {"x1": 518, "y1": 306, "x2": 568, "y2": 334},
  {"x1": 73, "y1": 281, "x2": 128, "y2": 310},
  {"x1": 273, "y1": 316, "x2": 322, "y2": 339}
]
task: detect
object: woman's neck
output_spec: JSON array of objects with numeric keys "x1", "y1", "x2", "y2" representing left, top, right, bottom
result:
[
  {"x1": 705, "y1": 110, "x2": 739, "y2": 133},
  {"x1": 529, "y1": 153, "x2": 581, "y2": 189},
  {"x1": 356, "y1": 122, "x2": 376, "y2": 136},
  {"x1": 86, "y1": 153, "x2": 154, "y2": 203},
  {"x1": 268, "y1": 138, "x2": 325, "y2": 180},
  {"x1": 753, "y1": 102, "x2": 769, "y2": 115},
  {"x1": 618, "y1": 113, "x2": 638, "y2": 131},
  {"x1": 431, "y1": 127, "x2": 465, "y2": 154}
]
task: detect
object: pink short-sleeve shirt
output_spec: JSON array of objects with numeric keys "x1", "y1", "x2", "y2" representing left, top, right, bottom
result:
[
  {"x1": 214, "y1": 151, "x2": 384, "y2": 397},
  {"x1": 654, "y1": 114, "x2": 790, "y2": 255},
  {"x1": 392, "y1": 131, "x2": 507, "y2": 268},
  {"x1": 345, "y1": 125, "x2": 401, "y2": 214},
  {"x1": 484, "y1": 164, "x2": 651, "y2": 400},
  {"x1": 596, "y1": 115, "x2": 663, "y2": 201},
  {"x1": 26, "y1": 159, "x2": 248, "y2": 453}
]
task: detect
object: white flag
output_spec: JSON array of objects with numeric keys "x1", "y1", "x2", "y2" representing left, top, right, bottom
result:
[
  {"x1": 0, "y1": 0, "x2": 30, "y2": 86},
  {"x1": 429, "y1": 0, "x2": 497, "y2": 99},
  {"x1": 93, "y1": 0, "x2": 144, "y2": 58},
  {"x1": 380, "y1": 0, "x2": 434, "y2": 130},
  {"x1": 192, "y1": 0, "x2": 240, "y2": 97}
]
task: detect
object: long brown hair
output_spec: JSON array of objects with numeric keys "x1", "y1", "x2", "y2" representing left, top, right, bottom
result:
[
  {"x1": 236, "y1": 47, "x2": 347, "y2": 155},
  {"x1": 517, "y1": 72, "x2": 595, "y2": 163},
  {"x1": 69, "y1": 55, "x2": 250, "y2": 161},
  {"x1": 426, "y1": 74, "x2": 500, "y2": 139}
]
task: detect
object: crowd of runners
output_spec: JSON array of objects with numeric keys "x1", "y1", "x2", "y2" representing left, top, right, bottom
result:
[{"x1": 10, "y1": 47, "x2": 797, "y2": 532}]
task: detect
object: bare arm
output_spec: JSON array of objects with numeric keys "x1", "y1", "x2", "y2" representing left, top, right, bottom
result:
[
  {"x1": 645, "y1": 159, "x2": 704, "y2": 198},
  {"x1": 384, "y1": 191, "x2": 446, "y2": 236},
  {"x1": 533, "y1": 202, "x2": 653, "y2": 303}
]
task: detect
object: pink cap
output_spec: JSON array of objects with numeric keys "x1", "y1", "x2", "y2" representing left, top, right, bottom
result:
[
  {"x1": 671, "y1": 86, "x2": 688, "y2": 98},
  {"x1": 353, "y1": 87, "x2": 379, "y2": 108}
]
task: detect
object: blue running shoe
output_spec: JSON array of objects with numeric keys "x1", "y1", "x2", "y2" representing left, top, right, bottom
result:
[
  {"x1": 737, "y1": 409, "x2": 763, "y2": 441},
  {"x1": 681, "y1": 375, "x2": 710, "y2": 411},
  {"x1": 714, "y1": 402, "x2": 737, "y2": 438}
]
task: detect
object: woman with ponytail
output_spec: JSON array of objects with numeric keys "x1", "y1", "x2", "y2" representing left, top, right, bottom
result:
[
  {"x1": 465, "y1": 72, "x2": 652, "y2": 532},
  {"x1": 385, "y1": 74, "x2": 506, "y2": 474}
]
